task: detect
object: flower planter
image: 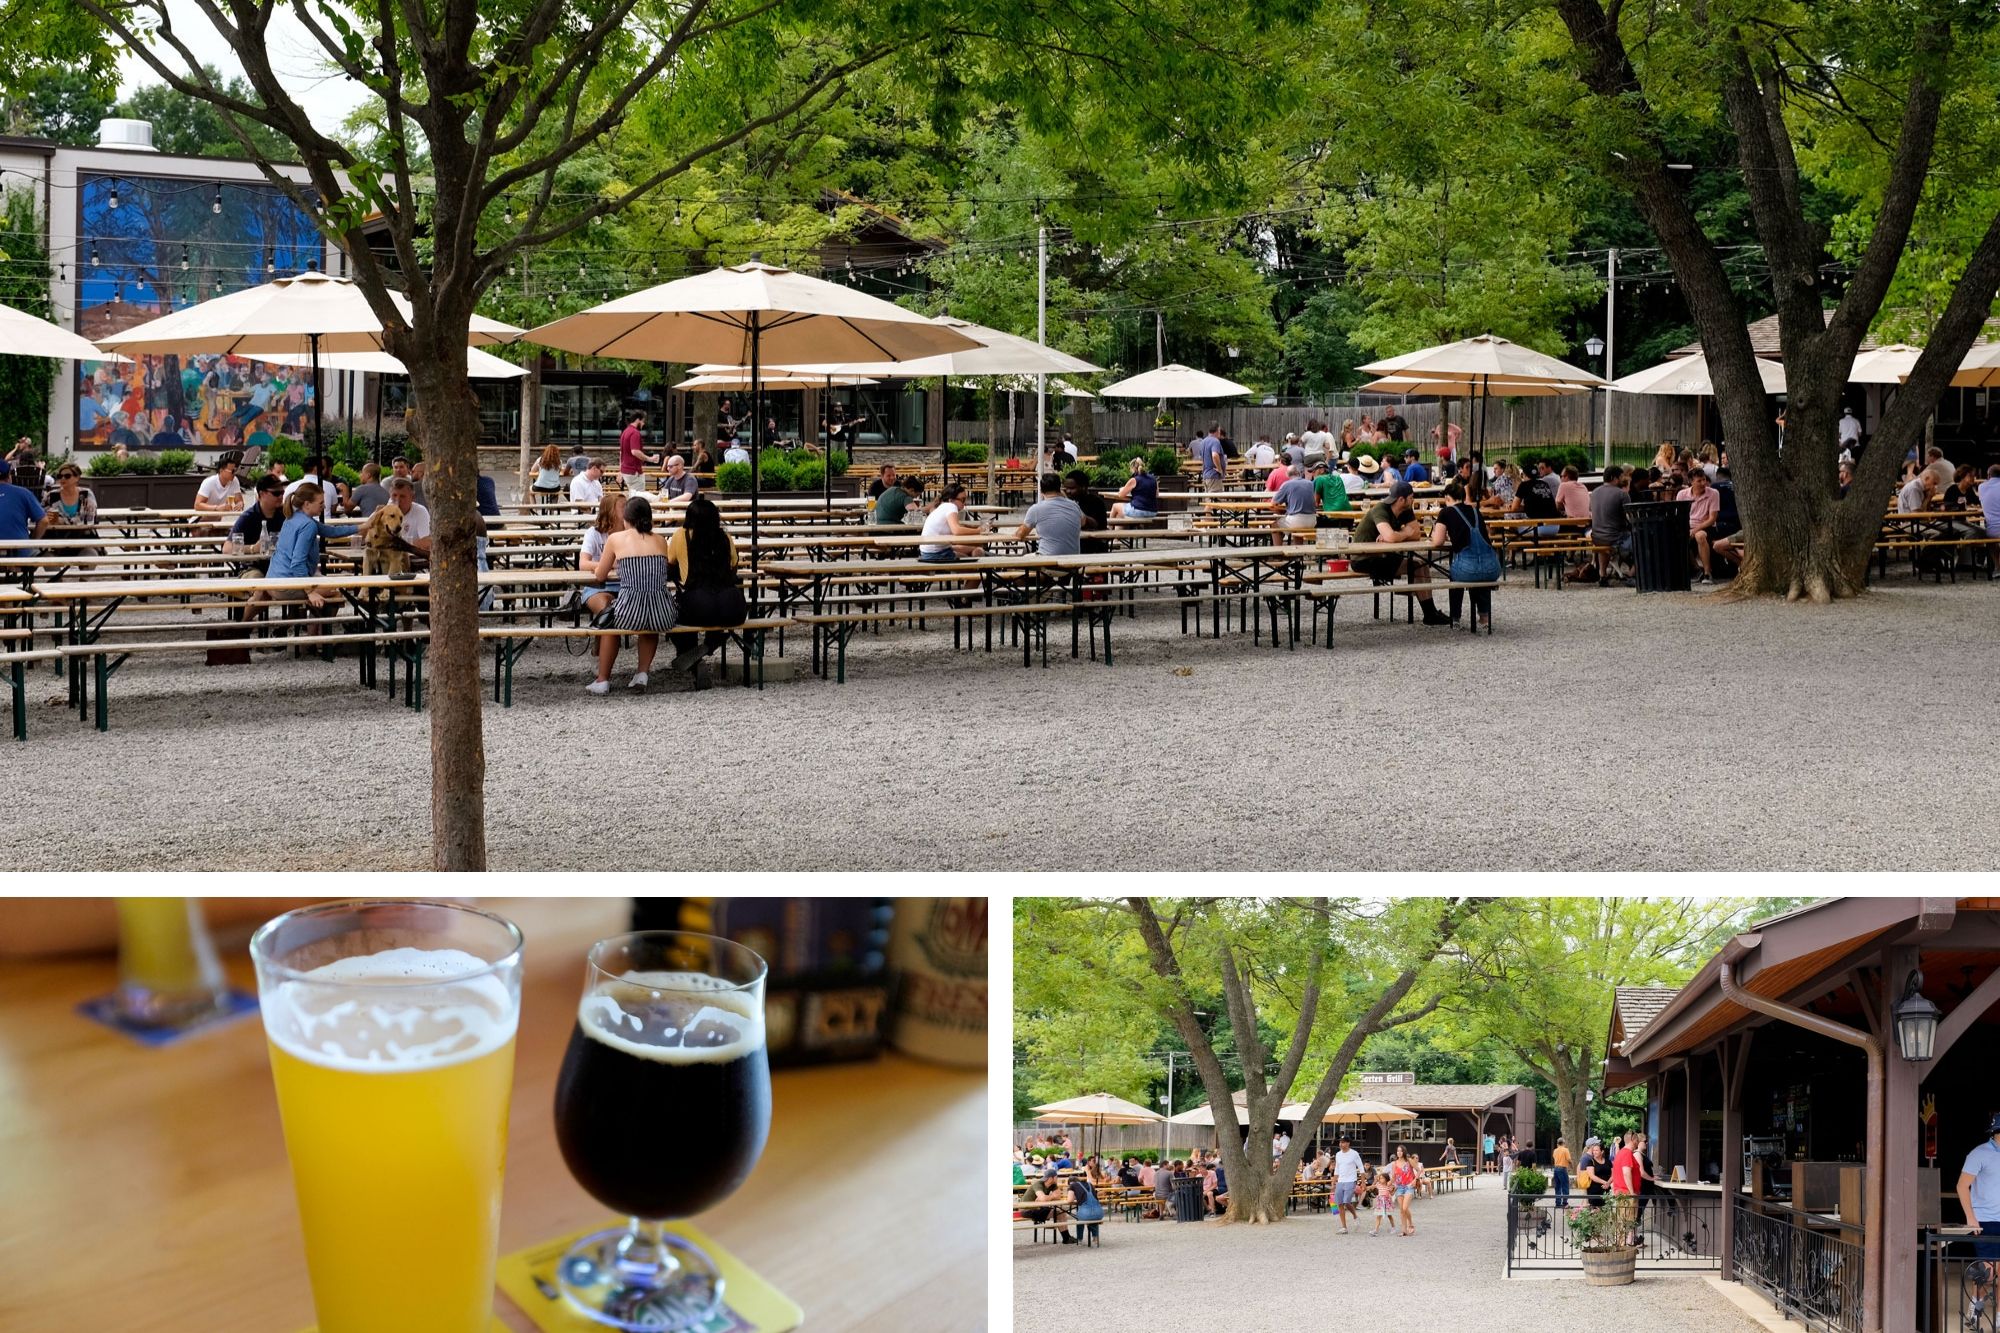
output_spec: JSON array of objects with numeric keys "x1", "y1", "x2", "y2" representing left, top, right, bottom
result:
[
  {"x1": 83, "y1": 473, "x2": 205, "y2": 510},
  {"x1": 1580, "y1": 1245, "x2": 1638, "y2": 1286}
]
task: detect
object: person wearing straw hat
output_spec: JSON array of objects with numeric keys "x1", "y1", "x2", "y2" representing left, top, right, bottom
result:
[{"x1": 1356, "y1": 453, "x2": 1383, "y2": 482}]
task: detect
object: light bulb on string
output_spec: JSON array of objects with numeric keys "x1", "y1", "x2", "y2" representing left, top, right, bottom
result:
[
  {"x1": 108, "y1": 182, "x2": 120, "y2": 210},
  {"x1": 89, "y1": 241, "x2": 100, "y2": 267},
  {"x1": 266, "y1": 253, "x2": 276, "y2": 275},
  {"x1": 180, "y1": 245, "x2": 190, "y2": 271},
  {"x1": 213, "y1": 184, "x2": 223, "y2": 214},
  {"x1": 672, "y1": 203, "x2": 682, "y2": 225}
]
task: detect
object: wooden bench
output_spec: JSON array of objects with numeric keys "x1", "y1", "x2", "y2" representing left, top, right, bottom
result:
[
  {"x1": 1872, "y1": 537, "x2": 1995, "y2": 583},
  {"x1": 481, "y1": 619, "x2": 793, "y2": 701},
  {"x1": 798, "y1": 602, "x2": 1072, "y2": 681}
]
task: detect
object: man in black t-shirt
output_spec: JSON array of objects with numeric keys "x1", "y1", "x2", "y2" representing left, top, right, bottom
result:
[
  {"x1": 1518, "y1": 472, "x2": 1560, "y2": 536},
  {"x1": 1064, "y1": 469, "x2": 1111, "y2": 554},
  {"x1": 1378, "y1": 409, "x2": 1408, "y2": 442},
  {"x1": 867, "y1": 463, "x2": 898, "y2": 500},
  {"x1": 226, "y1": 474, "x2": 287, "y2": 554}
]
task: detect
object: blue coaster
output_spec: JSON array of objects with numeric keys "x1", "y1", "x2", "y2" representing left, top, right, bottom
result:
[{"x1": 77, "y1": 987, "x2": 260, "y2": 1046}]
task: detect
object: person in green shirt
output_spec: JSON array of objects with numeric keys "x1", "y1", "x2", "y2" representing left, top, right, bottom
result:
[
  {"x1": 1351, "y1": 481, "x2": 1449, "y2": 625},
  {"x1": 1310, "y1": 460, "x2": 1348, "y2": 521},
  {"x1": 872, "y1": 479, "x2": 915, "y2": 525},
  {"x1": 1013, "y1": 1159, "x2": 1027, "y2": 1188}
]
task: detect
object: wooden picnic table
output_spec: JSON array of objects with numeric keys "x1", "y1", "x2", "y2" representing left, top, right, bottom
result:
[{"x1": 0, "y1": 897, "x2": 983, "y2": 1332}]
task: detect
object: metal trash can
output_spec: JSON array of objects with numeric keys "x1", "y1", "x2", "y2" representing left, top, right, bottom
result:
[
  {"x1": 1627, "y1": 500, "x2": 1692, "y2": 593},
  {"x1": 1171, "y1": 1176, "x2": 1205, "y2": 1222}
]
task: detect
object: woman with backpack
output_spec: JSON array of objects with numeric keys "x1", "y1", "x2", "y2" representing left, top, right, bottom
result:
[
  {"x1": 1066, "y1": 1170, "x2": 1107, "y2": 1244},
  {"x1": 1429, "y1": 476, "x2": 1499, "y2": 630}
]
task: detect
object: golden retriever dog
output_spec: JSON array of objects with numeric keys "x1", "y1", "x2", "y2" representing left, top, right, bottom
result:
[{"x1": 361, "y1": 503, "x2": 408, "y2": 576}]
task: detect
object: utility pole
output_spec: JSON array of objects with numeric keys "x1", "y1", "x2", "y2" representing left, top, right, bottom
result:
[
  {"x1": 1035, "y1": 224, "x2": 1048, "y2": 476},
  {"x1": 1602, "y1": 248, "x2": 1617, "y2": 469},
  {"x1": 1162, "y1": 1051, "x2": 1175, "y2": 1158}
]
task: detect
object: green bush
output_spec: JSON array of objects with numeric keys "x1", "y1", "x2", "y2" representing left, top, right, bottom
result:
[
  {"x1": 1094, "y1": 444, "x2": 1135, "y2": 472},
  {"x1": 825, "y1": 449, "x2": 850, "y2": 477},
  {"x1": 328, "y1": 431, "x2": 371, "y2": 469},
  {"x1": 945, "y1": 442, "x2": 987, "y2": 464},
  {"x1": 331, "y1": 463, "x2": 362, "y2": 488},
  {"x1": 86, "y1": 452, "x2": 126, "y2": 477},
  {"x1": 1144, "y1": 445, "x2": 1182, "y2": 477},
  {"x1": 789, "y1": 457, "x2": 826, "y2": 491},
  {"x1": 714, "y1": 460, "x2": 753, "y2": 493},
  {"x1": 1509, "y1": 1167, "x2": 1548, "y2": 1197},
  {"x1": 267, "y1": 436, "x2": 308, "y2": 470},
  {"x1": 121, "y1": 452, "x2": 160, "y2": 475},
  {"x1": 757, "y1": 451, "x2": 795, "y2": 491},
  {"x1": 157, "y1": 449, "x2": 195, "y2": 475},
  {"x1": 375, "y1": 432, "x2": 413, "y2": 463},
  {"x1": 1089, "y1": 464, "x2": 1125, "y2": 489}
]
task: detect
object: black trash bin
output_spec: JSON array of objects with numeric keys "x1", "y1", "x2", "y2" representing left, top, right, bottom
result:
[
  {"x1": 1627, "y1": 500, "x2": 1692, "y2": 592},
  {"x1": 1172, "y1": 1175, "x2": 1205, "y2": 1222}
]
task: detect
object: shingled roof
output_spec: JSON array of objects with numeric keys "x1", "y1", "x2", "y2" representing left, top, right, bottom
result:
[
  {"x1": 1612, "y1": 985, "x2": 1682, "y2": 1053},
  {"x1": 1380, "y1": 1083, "x2": 1527, "y2": 1110},
  {"x1": 1670, "y1": 311, "x2": 1880, "y2": 360}
]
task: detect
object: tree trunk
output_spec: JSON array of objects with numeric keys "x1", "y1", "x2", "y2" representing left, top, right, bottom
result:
[
  {"x1": 694, "y1": 394, "x2": 718, "y2": 452},
  {"x1": 1557, "y1": 1079, "x2": 1590, "y2": 1162},
  {"x1": 401, "y1": 340, "x2": 488, "y2": 871},
  {"x1": 517, "y1": 360, "x2": 540, "y2": 497}
]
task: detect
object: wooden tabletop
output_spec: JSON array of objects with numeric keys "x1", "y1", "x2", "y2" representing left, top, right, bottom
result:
[
  {"x1": 0, "y1": 898, "x2": 984, "y2": 1332},
  {"x1": 22, "y1": 570, "x2": 601, "y2": 601}
]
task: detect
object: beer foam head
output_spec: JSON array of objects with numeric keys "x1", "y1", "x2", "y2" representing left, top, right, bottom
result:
[
  {"x1": 578, "y1": 970, "x2": 765, "y2": 1064},
  {"x1": 262, "y1": 947, "x2": 518, "y2": 1071}
]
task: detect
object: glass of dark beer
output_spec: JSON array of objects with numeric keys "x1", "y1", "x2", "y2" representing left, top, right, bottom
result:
[{"x1": 552, "y1": 931, "x2": 771, "y2": 1331}]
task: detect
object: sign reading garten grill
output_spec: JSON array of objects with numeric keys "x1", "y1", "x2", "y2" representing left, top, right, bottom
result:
[{"x1": 1359, "y1": 1072, "x2": 1416, "y2": 1085}]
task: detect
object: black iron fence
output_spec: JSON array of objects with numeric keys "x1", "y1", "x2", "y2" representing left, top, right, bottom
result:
[
  {"x1": 1504, "y1": 1191, "x2": 1721, "y2": 1275},
  {"x1": 1919, "y1": 1229, "x2": 2000, "y2": 1333},
  {"x1": 1731, "y1": 1195, "x2": 1862, "y2": 1333}
]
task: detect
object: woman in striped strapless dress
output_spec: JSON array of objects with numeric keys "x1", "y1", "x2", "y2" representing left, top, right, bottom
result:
[{"x1": 586, "y1": 496, "x2": 678, "y2": 693}]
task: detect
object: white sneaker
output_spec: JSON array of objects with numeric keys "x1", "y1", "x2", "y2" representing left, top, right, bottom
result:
[
  {"x1": 585, "y1": 680, "x2": 610, "y2": 695},
  {"x1": 629, "y1": 672, "x2": 649, "y2": 690}
]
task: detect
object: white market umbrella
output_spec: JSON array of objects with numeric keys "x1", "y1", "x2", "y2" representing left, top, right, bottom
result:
[
  {"x1": 1848, "y1": 343, "x2": 1923, "y2": 384},
  {"x1": 0, "y1": 300, "x2": 119, "y2": 361},
  {"x1": 527, "y1": 263, "x2": 980, "y2": 574},
  {"x1": 97, "y1": 270, "x2": 523, "y2": 456},
  {"x1": 674, "y1": 372, "x2": 877, "y2": 390},
  {"x1": 1097, "y1": 363, "x2": 1251, "y2": 399},
  {"x1": 767, "y1": 314, "x2": 1105, "y2": 476},
  {"x1": 1608, "y1": 352, "x2": 1786, "y2": 397},
  {"x1": 259, "y1": 346, "x2": 530, "y2": 379},
  {"x1": 1360, "y1": 375, "x2": 1595, "y2": 397}
]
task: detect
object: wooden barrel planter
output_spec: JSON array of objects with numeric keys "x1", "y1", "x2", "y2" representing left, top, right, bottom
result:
[{"x1": 1580, "y1": 1244, "x2": 1638, "y2": 1286}]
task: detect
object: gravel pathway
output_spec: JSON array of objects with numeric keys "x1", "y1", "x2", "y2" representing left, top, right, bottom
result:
[
  {"x1": 1012, "y1": 1186, "x2": 1764, "y2": 1333},
  {"x1": 5, "y1": 576, "x2": 1991, "y2": 870}
]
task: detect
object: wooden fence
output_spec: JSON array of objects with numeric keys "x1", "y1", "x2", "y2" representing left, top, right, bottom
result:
[{"x1": 953, "y1": 393, "x2": 1704, "y2": 454}]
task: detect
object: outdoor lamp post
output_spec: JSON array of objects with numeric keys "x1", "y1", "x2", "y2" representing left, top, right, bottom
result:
[
  {"x1": 1584, "y1": 335, "x2": 1605, "y2": 365},
  {"x1": 1894, "y1": 969, "x2": 1942, "y2": 1061}
]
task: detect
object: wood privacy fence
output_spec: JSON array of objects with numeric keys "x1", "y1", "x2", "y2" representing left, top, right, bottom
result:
[{"x1": 952, "y1": 394, "x2": 1705, "y2": 454}]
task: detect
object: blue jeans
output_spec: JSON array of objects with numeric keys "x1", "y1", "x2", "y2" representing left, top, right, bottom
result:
[
  {"x1": 1553, "y1": 1166, "x2": 1570, "y2": 1207},
  {"x1": 919, "y1": 549, "x2": 963, "y2": 563}
]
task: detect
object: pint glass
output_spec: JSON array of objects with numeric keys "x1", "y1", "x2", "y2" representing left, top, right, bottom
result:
[
  {"x1": 113, "y1": 897, "x2": 228, "y2": 1028},
  {"x1": 553, "y1": 931, "x2": 770, "y2": 1331},
  {"x1": 251, "y1": 901, "x2": 524, "y2": 1333}
]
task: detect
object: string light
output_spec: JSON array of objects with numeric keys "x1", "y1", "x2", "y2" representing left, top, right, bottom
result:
[
  {"x1": 108, "y1": 181, "x2": 120, "y2": 209},
  {"x1": 212, "y1": 184, "x2": 223, "y2": 214}
]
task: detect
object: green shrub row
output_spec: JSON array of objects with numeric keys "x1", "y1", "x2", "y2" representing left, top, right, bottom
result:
[
  {"x1": 946, "y1": 442, "x2": 987, "y2": 464},
  {"x1": 331, "y1": 463, "x2": 362, "y2": 488}
]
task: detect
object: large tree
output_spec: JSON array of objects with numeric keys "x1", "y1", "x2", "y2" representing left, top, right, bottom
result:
[
  {"x1": 1442, "y1": 897, "x2": 1791, "y2": 1153},
  {"x1": 51, "y1": 0, "x2": 1290, "y2": 867},
  {"x1": 1539, "y1": 0, "x2": 2000, "y2": 600},
  {"x1": 1016, "y1": 896, "x2": 1481, "y2": 1224}
]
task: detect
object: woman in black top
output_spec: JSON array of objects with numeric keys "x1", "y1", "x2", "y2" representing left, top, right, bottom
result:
[
  {"x1": 1578, "y1": 1142, "x2": 1611, "y2": 1207},
  {"x1": 1429, "y1": 477, "x2": 1495, "y2": 629},
  {"x1": 666, "y1": 493, "x2": 747, "y2": 675}
]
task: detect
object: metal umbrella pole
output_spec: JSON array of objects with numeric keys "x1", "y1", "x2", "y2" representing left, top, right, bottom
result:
[
  {"x1": 823, "y1": 372, "x2": 832, "y2": 511},
  {"x1": 748, "y1": 312, "x2": 761, "y2": 610}
]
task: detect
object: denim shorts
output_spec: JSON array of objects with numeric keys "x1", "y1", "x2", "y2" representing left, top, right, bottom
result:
[
  {"x1": 1976, "y1": 1220, "x2": 2000, "y2": 1261},
  {"x1": 1125, "y1": 508, "x2": 1157, "y2": 520},
  {"x1": 918, "y1": 550, "x2": 963, "y2": 563},
  {"x1": 1334, "y1": 1181, "x2": 1356, "y2": 1206}
]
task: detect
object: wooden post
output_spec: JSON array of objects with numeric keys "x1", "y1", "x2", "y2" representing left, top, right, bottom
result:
[
  {"x1": 516, "y1": 359, "x2": 540, "y2": 499},
  {"x1": 1684, "y1": 1053, "x2": 1703, "y2": 1183},
  {"x1": 1720, "y1": 1032, "x2": 1751, "y2": 1281},
  {"x1": 1882, "y1": 947, "x2": 1923, "y2": 1333}
]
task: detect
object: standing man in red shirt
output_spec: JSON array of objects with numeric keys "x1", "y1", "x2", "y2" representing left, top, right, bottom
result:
[
  {"x1": 1611, "y1": 1130, "x2": 1642, "y2": 1246},
  {"x1": 617, "y1": 411, "x2": 658, "y2": 492}
]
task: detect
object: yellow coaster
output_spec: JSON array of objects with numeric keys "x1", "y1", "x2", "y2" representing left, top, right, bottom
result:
[
  {"x1": 300, "y1": 1321, "x2": 509, "y2": 1332},
  {"x1": 496, "y1": 1221, "x2": 802, "y2": 1333},
  {"x1": 300, "y1": 1312, "x2": 512, "y2": 1320}
]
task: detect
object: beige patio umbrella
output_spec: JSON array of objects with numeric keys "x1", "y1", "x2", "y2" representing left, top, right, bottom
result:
[
  {"x1": 96, "y1": 270, "x2": 523, "y2": 455},
  {"x1": 1358, "y1": 335, "x2": 1605, "y2": 463},
  {"x1": 1609, "y1": 352, "x2": 1786, "y2": 397},
  {"x1": 1847, "y1": 343, "x2": 1924, "y2": 384},
  {"x1": 526, "y1": 262, "x2": 980, "y2": 577},
  {"x1": 1916, "y1": 341, "x2": 2000, "y2": 389},
  {"x1": 259, "y1": 345, "x2": 530, "y2": 379},
  {"x1": 1034, "y1": 1092, "x2": 1165, "y2": 1158},
  {"x1": 0, "y1": 300, "x2": 117, "y2": 362},
  {"x1": 1315, "y1": 1098, "x2": 1418, "y2": 1164},
  {"x1": 673, "y1": 372, "x2": 877, "y2": 390}
]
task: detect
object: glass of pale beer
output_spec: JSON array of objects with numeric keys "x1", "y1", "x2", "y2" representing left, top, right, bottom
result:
[
  {"x1": 114, "y1": 897, "x2": 230, "y2": 1028},
  {"x1": 251, "y1": 900, "x2": 524, "y2": 1333},
  {"x1": 552, "y1": 931, "x2": 771, "y2": 1331}
]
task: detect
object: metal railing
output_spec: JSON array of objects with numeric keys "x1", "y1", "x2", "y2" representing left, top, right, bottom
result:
[
  {"x1": 1504, "y1": 1191, "x2": 1721, "y2": 1275},
  {"x1": 1920, "y1": 1229, "x2": 2000, "y2": 1333},
  {"x1": 1731, "y1": 1195, "x2": 1862, "y2": 1333}
]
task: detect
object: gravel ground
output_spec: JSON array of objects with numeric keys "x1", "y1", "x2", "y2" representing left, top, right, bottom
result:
[
  {"x1": 1012, "y1": 1186, "x2": 1763, "y2": 1333},
  {"x1": 5, "y1": 575, "x2": 1992, "y2": 870}
]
